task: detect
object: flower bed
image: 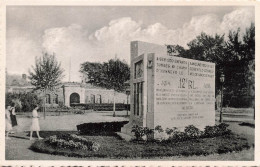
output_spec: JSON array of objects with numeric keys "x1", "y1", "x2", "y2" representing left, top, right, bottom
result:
[
  {"x1": 30, "y1": 131, "x2": 250, "y2": 159},
  {"x1": 44, "y1": 134, "x2": 100, "y2": 151}
]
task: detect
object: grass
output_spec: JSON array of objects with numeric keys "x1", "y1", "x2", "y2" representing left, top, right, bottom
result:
[{"x1": 30, "y1": 132, "x2": 250, "y2": 159}]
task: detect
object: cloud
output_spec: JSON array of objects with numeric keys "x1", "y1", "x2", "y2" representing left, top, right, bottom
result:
[
  {"x1": 6, "y1": 30, "x2": 41, "y2": 75},
  {"x1": 220, "y1": 8, "x2": 254, "y2": 36},
  {"x1": 42, "y1": 24, "x2": 92, "y2": 81},
  {"x1": 9, "y1": 8, "x2": 253, "y2": 82}
]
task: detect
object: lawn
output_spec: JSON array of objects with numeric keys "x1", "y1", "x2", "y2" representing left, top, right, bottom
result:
[{"x1": 30, "y1": 131, "x2": 250, "y2": 159}]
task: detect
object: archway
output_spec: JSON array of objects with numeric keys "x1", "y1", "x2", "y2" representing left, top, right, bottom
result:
[{"x1": 70, "y1": 93, "x2": 80, "y2": 105}]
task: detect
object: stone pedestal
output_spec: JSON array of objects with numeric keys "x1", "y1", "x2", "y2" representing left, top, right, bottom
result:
[{"x1": 121, "y1": 41, "x2": 215, "y2": 137}]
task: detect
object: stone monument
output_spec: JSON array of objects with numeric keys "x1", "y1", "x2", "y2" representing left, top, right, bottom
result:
[{"x1": 121, "y1": 41, "x2": 215, "y2": 136}]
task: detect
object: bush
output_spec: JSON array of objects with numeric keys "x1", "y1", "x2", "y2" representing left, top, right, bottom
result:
[
  {"x1": 45, "y1": 134, "x2": 100, "y2": 151},
  {"x1": 168, "y1": 131, "x2": 188, "y2": 142},
  {"x1": 203, "y1": 123, "x2": 231, "y2": 138},
  {"x1": 5, "y1": 92, "x2": 42, "y2": 112},
  {"x1": 131, "y1": 125, "x2": 154, "y2": 141},
  {"x1": 87, "y1": 103, "x2": 127, "y2": 111},
  {"x1": 184, "y1": 125, "x2": 202, "y2": 139},
  {"x1": 131, "y1": 123, "x2": 234, "y2": 143},
  {"x1": 77, "y1": 121, "x2": 128, "y2": 135},
  {"x1": 154, "y1": 125, "x2": 164, "y2": 133},
  {"x1": 131, "y1": 125, "x2": 145, "y2": 140}
]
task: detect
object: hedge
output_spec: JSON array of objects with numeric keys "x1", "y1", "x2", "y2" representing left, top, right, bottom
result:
[
  {"x1": 77, "y1": 121, "x2": 129, "y2": 135},
  {"x1": 71, "y1": 103, "x2": 130, "y2": 111}
]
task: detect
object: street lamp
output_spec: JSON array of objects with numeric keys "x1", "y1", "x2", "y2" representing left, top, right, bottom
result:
[
  {"x1": 126, "y1": 89, "x2": 130, "y2": 116},
  {"x1": 124, "y1": 80, "x2": 130, "y2": 116},
  {"x1": 219, "y1": 73, "x2": 225, "y2": 123}
]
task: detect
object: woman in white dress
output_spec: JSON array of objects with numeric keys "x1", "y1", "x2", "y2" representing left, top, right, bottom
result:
[
  {"x1": 5, "y1": 105, "x2": 12, "y2": 139},
  {"x1": 30, "y1": 105, "x2": 43, "y2": 140}
]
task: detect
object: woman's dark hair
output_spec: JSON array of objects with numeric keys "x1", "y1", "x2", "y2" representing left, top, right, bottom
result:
[
  {"x1": 32, "y1": 104, "x2": 38, "y2": 109},
  {"x1": 10, "y1": 102, "x2": 15, "y2": 107}
]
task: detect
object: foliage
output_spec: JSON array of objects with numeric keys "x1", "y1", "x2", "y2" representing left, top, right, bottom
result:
[
  {"x1": 77, "y1": 121, "x2": 128, "y2": 135},
  {"x1": 168, "y1": 23, "x2": 255, "y2": 107},
  {"x1": 45, "y1": 134, "x2": 100, "y2": 151},
  {"x1": 131, "y1": 125, "x2": 154, "y2": 141},
  {"x1": 131, "y1": 125, "x2": 146, "y2": 140},
  {"x1": 71, "y1": 103, "x2": 127, "y2": 111},
  {"x1": 80, "y1": 58, "x2": 130, "y2": 92},
  {"x1": 203, "y1": 123, "x2": 231, "y2": 138},
  {"x1": 5, "y1": 92, "x2": 42, "y2": 112},
  {"x1": 148, "y1": 123, "x2": 232, "y2": 143},
  {"x1": 154, "y1": 125, "x2": 164, "y2": 133},
  {"x1": 184, "y1": 125, "x2": 202, "y2": 139},
  {"x1": 29, "y1": 53, "x2": 64, "y2": 91}
]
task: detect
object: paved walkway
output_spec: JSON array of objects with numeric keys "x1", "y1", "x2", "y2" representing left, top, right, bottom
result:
[{"x1": 14, "y1": 111, "x2": 129, "y2": 132}]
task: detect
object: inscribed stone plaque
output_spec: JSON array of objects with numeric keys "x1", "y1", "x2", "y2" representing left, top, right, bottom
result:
[{"x1": 154, "y1": 55, "x2": 215, "y2": 129}]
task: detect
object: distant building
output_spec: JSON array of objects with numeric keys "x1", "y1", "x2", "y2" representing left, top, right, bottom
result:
[{"x1": 6, "y1": 73, "x2": 127, "y2": 107}]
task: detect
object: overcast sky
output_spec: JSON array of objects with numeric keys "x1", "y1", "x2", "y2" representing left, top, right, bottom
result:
[{"x1": 6, "y1": 6, "x2": 254, "y2": 81}]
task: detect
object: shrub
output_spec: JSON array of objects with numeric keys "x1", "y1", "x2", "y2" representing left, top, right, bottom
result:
[
  {"x1": 5, "y1": 92, "x2": 42, "y2": 112},
  {"x1": 131, "y1": 125, "x2": 145, "y2": 140},
  {"x1": 217, "y1": 123, "x2": 232, "y2": 136},
  {"x1": 203, "y1": 123, "x2": 231, "y2": 138},
  {"x1": 85, "y1": 103, "x2": 127, "y2": 111},
  {"x1": 46, "y1": 134, "x2": 100, "y2": 151},
  {"x1": 184, "y1": 125, "x2": 202, "y2": 139},
  {"x1": 154, "y1": 125, "x2": 164, "y2": 133},
  {"x1": 169, "y1": 130, "x2": 187, "y2": 142},
  {"x1": 131, "y1": 125, "x2": 154, "y2": 141},
  {"x1": 77, "y1": 121, "x2": 128, "y2": 135},
  {"x1": 143, "y1": 127, "x2": 154, "y2": 140},
  {"x1": 204, "y1": 125, "x2": 218, "y2": 137}
]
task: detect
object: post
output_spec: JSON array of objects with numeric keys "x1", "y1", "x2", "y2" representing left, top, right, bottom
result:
[
  {"x1": 113, "y1": 89, "x2": 116, "y2": 117},
  {"x1": 219, "y1": 84, "x2": 223, "y2": 123},
  {"x1": 126, "y1": 94, "x2": 129, "y2": 116},
  {"x1": 44, "y1": 88, "x2": 46, "y2": 119}
]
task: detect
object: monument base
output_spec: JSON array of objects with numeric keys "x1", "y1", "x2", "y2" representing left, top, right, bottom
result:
[{"x1": 121, "y1": 122, "x2": 134, "y2": 136}]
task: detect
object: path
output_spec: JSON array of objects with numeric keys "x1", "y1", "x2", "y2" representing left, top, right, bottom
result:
[{"x1": 15, "y1": 110, "x2": 129, "y2": 132}]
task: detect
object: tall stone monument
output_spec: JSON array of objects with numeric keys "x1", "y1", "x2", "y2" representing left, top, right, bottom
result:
[{"x1": 121, "y1": 41, "x2": 215, "y2": 136}]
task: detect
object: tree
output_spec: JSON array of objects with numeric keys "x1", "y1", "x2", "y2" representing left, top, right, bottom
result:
[
  {"x1": 29, "y1": 53, "x2": 64, "y2": 118},
  {"x1": 80, "y1": 58, "x2": 130, "y2": 92},
  {"x1": 172, "y1": 23, "x2": 254, "y2": 108}
]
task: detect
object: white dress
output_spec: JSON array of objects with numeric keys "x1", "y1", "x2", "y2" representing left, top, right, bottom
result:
[
  {"x1": 5, "y1": 109, "x2": 12, "y2": 131},
  {"x1": 30, "y1": 110, "x2": 40, "y2": 131}
]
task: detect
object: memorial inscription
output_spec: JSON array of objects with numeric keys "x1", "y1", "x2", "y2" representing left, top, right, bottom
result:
[{"x1": 154, "y1": 55, "x2": 215, "y2": 129}]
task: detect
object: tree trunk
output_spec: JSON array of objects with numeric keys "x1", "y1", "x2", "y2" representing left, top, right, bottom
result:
[
  {"x1": 113, "y1": 90, "x2": 116, "y2": 117},
  {"x1": 44, "y1": 88, "x2": 46, "y2": 119}
]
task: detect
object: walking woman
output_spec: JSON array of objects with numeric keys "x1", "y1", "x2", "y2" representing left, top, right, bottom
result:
[
  {"x1": 30, "y1": 105, "x2": 43, "y2": 140},
  {"x1": 10, "y1": 102, "x2": 18, "y2": 132},
  {"x1": 5, "y1": 105, "x2": 12, "y2": 139}
]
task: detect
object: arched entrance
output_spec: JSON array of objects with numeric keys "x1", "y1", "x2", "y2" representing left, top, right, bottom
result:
[{"x1": 70, "y1": 93, "x2": 80, "y2": 105}]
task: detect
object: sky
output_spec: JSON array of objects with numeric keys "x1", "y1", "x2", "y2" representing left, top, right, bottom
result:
[{"x1": 6, "y1": 6, "x2": 255, "y2": 82}]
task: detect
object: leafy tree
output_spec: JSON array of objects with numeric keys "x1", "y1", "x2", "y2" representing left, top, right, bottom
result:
[
  {"x1": 80, "y1": 58, "x2": 130, "y2": 92},
  {"x1": 28, "y1": 53, "x2": 64, "y2": 117},
  {"x1": 171, "y1": 23, "x2": 255, "y2": 107},
  {"x1": 6, "y1": 92, "x2": 42, "y2": 112}
]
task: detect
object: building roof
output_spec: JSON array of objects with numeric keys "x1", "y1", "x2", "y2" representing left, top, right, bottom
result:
[{"x1": 6, "y1": 74, "x2": 32, "y2": 87}]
